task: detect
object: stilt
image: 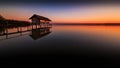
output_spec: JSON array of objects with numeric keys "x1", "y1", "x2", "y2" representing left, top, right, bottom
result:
[
  {"x1": 3, "y1": 25, "x2": 5, "y2": 34},
  {"x1": 17, "y1": 27, "x2": 19, "y2": 32},
  {"x1": 20, "y1": 26, "x2": 22, "y2": 36},
  {"x1": 32, "y1": 24, "x2": 33, "y2": 29},
  {"x1": 5, "y1": 27, "x2": 8, "y2": 39},
  {"x1": 27, "y1": 26, "x2": 29, "y2": 31},
  {"x1": 36, "y1": 24, "x2": 37, "y2": 29},
  {"x1": 20, "y1": 26, "x2": 22, "y2": 32},
  {"x1": 40, "y1": 24, "x2": 41, "y2": 28}
]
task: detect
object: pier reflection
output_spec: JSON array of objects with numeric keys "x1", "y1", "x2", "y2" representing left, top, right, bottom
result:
[
  {"x1": 0, "y1": 26, "x2": 52, "y2": 41},
  {"x1": 30, "y1": 28, "x2": 51, "y2": 40}
]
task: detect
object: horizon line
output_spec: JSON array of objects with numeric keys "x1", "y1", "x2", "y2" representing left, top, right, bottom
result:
[{"x1": 52, "y1": 23, "x2": 120, "y2": 25}]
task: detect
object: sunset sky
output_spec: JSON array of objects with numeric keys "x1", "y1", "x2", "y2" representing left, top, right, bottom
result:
[{"x1": 0, "y1": 0, "x2": 120, "y2": 23}]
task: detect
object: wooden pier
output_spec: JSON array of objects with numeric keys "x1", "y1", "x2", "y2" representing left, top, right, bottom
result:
[{"x1": 0, "y1": 14, "x2": 52, "y2": 41}]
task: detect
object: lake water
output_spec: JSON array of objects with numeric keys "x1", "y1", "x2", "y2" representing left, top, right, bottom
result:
[{"x1": 1, "y1": 25, "x2": 120, "y2": 64}]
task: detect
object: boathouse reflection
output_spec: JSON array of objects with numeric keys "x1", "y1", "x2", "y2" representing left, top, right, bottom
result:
[
  {"x1": 0, "y1": 27, "x2": 52, "y2": 41},
  {"x1": 30, "y1": 28, "x2": 51, "y2": 40}
]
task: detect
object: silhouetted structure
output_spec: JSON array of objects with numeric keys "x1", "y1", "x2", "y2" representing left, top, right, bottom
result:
[
  {"x1": 29, "y1": 14, "x2": 52, "y2": 29},
  {"x1": 0, "y1": 15, "x2": 5, "y2": 20},
  {"x1": 30, "y1": 28, "x2": 51, "y2": 40},
  {"x1": 0, "y1": 14, "x2": 52, "y2": 29},
  {"x1": 0, "y1": 14, "x2": 52, "y2": 41}
]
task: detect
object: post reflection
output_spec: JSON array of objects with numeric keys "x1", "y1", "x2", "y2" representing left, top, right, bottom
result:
[{"x1": 0, "y1": 27, "x2": 52, "y2": 41}]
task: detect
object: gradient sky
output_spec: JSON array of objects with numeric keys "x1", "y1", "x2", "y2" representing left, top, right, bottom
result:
[{"x1": 0, "y1": 0, "x2": 120, "y2": 23}]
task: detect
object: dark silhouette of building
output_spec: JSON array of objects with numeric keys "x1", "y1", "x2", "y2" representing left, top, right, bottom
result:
[
  {"x1": 29, "y1": 14, "x2": 52, "y2": 28},
  {"x1": 0, "y1": 14, "x2": 52, "y2": 41}
]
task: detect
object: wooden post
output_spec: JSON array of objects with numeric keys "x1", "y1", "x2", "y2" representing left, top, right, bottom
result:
[
  {"x1": 20, "y1": 26, "x2": 22, "y2": 36},
  {"x1": 47, "y1": 23, "x2": 48, "y2": 28},
  {"x1": 6, "y1": 21, "x2": 8, "y2": 39},
  {"x1": 46, "y1": 23, "x2": 47, "y2": 28},
  {"x1": 45, "y1": 21, "x2": 47, "y2": 28},
  {"x1": 40, "y1": 24, "x2": 41, "y2": 28},
  {"x1": 3, "y1": 24, "x2": 5, "y2": 34},
  {"x1": 27, "y1": 26, "x2": 29, "y2": 31},
  {"x1": 44, "y1": 22, "x2": 45, "y2": 28},
  {"x1": 36, "y1": 24, "x2": 37, "y2": 29},
  {"x1": 32, "y1": 23, "x2": 33, "y2": 29},
  {"x1": 20, "y1": 26, "x2": 22, "y2": 32},
  {"x1": 5, "y1": 27, "x2": 8, "y2": 39},
  {"x1": 17, "y1": 27, "x2": 19, "y2": 32},
  {"x1": 41, "y1": 23, "x2": 42, "y2": 28}
]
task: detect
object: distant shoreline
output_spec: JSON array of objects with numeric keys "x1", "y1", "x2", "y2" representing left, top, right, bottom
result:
[{"x1": 52, "y1": 23, "x2": 120, "y2": 26}]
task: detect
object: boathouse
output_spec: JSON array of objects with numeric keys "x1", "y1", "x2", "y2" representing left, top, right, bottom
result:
[{"x1": 29, "y1": 14, "x2": 52, "y2": 28}]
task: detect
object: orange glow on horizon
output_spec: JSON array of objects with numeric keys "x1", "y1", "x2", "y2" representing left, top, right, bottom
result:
[
  {"x1": 53, "y1": 25, "x2": 120, "y2": 40},
  {"x1": 3, "y1": 13, "x2": 120, "y2": 23}
]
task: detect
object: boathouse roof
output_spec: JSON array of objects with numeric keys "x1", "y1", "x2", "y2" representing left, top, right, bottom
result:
[{"x1": 29, "y1": 14, "x2": 51, "y2": 21}]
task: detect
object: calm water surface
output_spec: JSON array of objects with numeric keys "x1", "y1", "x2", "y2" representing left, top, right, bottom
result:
[{"x1": 1, "y1": 25, "x2": 120, "y2": 63}]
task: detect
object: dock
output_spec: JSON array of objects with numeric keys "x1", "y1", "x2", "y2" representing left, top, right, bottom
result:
[{"x1": 0, "y1": 14, "x2": 52, "y2": 41}]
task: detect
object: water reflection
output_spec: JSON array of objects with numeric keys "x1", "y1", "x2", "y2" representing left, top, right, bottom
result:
[
  {"x1": 30, "y1": 28, "x2": 51, "y2": 40},
  {"x1": 1, "y1": 25, "x2": 120, "y2": 63},
  {"x1": 0, "y1": 26, "x2": 52, "y2": 41},
  {"x1": 0, "y1": 27, "x2": 5, "y2": 35}
]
